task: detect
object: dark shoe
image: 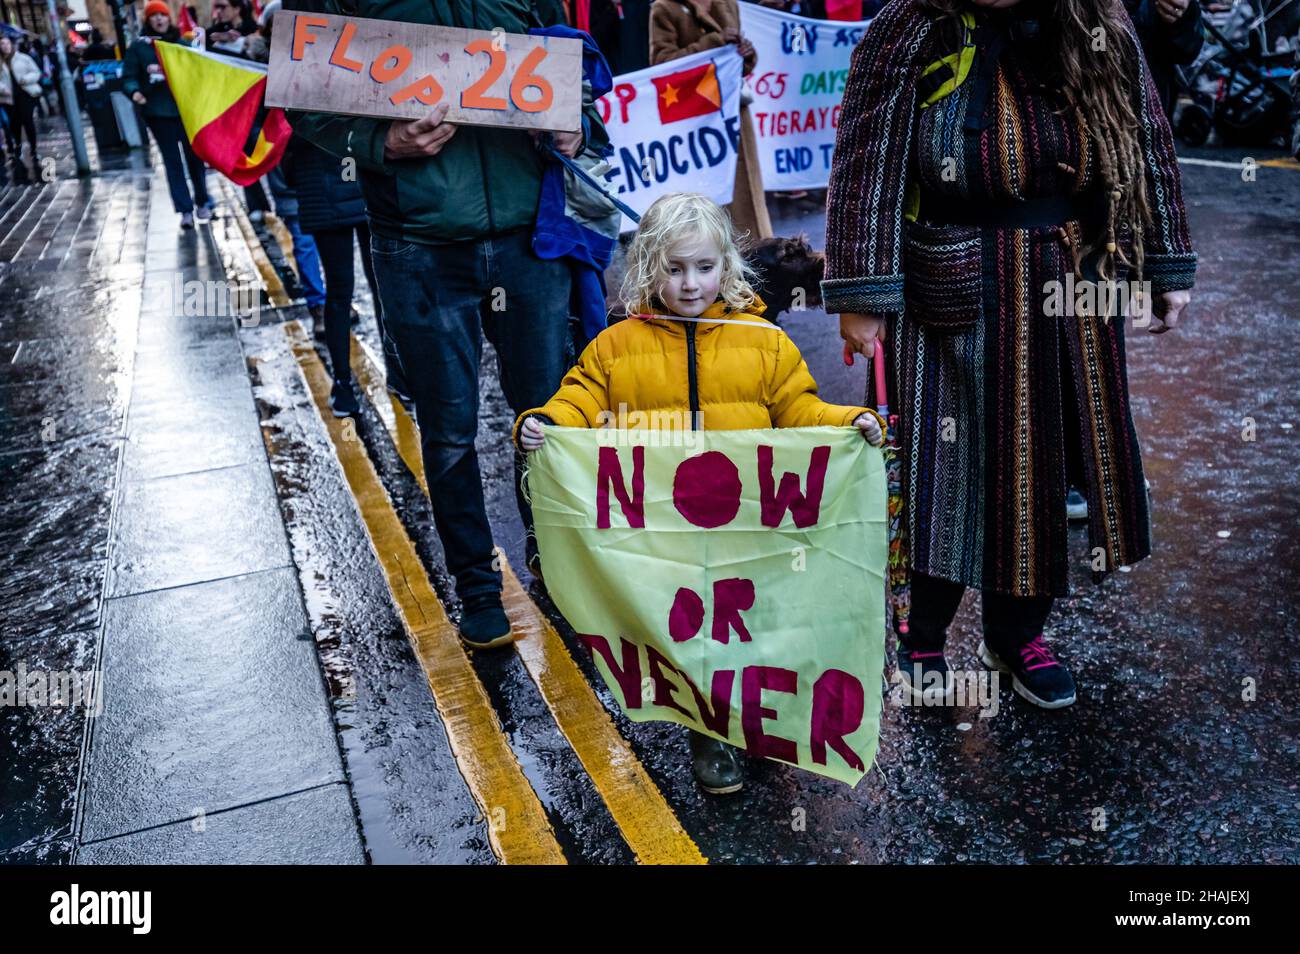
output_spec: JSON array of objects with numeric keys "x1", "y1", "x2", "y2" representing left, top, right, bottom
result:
[
  {"x1": 458, "y1": 593, "x2": 513, "y2": 650},
  {"x1": 180, "y1": 212, "x2": 194, "y2": 229},
  {"x1": 979, "y1": 635, "x2": 1077, "y2": 709},
  {"x1": 689, "y1": 730, "x2": 744, "y2": 794},
  {"x1": 1066, "y1": 488, "x2": 1088, "y2": 522},
  {"x1": 329, "y1": 380, "x2": 360, "y2": 418},
  {"x1": 895, "y1": 644, "x2": 952, "y2": 704}
]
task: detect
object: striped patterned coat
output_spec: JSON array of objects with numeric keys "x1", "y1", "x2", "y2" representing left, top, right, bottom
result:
[{"x1": 821, "y1": 0, "x2": 1196, "y2": 597}]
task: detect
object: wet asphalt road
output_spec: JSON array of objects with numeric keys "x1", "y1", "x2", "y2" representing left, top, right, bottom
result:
[{"x1": 2, "y1": 124, "x2": 1297, "y2": 863}]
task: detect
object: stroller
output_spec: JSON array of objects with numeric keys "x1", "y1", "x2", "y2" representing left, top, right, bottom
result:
[{"x1": 1176, "y1": 0, "x2": 1298, "y2": 146}]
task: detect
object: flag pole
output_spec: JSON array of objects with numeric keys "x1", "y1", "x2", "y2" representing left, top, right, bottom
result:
[{"x1": 46, "y1": 0, "x2": 92, "y2": 176}]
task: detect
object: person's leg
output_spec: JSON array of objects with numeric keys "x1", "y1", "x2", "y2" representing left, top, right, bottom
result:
[
  {"x1": 244, "y1": 179, "x2": 271, "y2": 214},
  {"x1": 369, "y1": 233, "x2": 505, "y2": 622},
  {"x1": 147, "y1": 117, "x2": 195, "y2": 214},
  {"x1": 479, "y1": 229, "x2": 573, "y2": 572},
  {"x1": 311, "y1": 227, "x2": 356, "y2": 387},
  {"x1": 180, "y1": 137, "x2": 210, "y2": 208},
  {"x1": 905, "y1": 571, "x2": 968, "y2": 651},
  {"x1": 15, "y1": 91, "x2": 37, "y2": 156},
  {"x1": 355, "y1": 221, "x2": 409, "y2": 395},
  {"x1": 289, "y1": 217, "x2": 326, "y2": 309},
  {"x1": 0, "y1": 104, "x2": 15, "y2": 153},
  {"x1": 981, "y1": 591, "x2": 1054, "y2": 654}
]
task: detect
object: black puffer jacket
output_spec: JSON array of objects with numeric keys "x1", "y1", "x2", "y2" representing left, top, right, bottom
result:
[{"x1": 290, "y1": 137, "x2": 367, "y2": 234}]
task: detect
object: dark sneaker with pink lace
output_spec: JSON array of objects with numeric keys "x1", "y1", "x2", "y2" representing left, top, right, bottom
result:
[
  {"x1": 978, "y1": 635, "x2": 1077, "y2": 709},
  {"x1": 896, "y1": 645, "x2": 953, "y2": 704}
]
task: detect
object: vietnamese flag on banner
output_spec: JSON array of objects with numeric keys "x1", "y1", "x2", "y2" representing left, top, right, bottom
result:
[
  {"x1": 154, "y1": 41, "x2": 291, "y2": 186},
  {"x1": 652, "y1": 61, "x2": 722, "y2": 124},
  {"x1": 825, "y1": 0, "x2": 864, "y2": 18}
]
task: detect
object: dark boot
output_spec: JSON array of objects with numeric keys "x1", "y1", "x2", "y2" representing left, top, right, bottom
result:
[
  {"x1": 689, "y1": 730, "x2": 744, "y2": 795},
  {"x1": 458, "y1": 592, "x2": 513, "y2": 650}
]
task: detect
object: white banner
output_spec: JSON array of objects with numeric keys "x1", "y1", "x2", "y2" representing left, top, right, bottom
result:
[
  {"x1": 738, "y1": 4, "x2": 872, "y2": 191},
  {"x1": 596, "y1": 47, "x2": 744, "y2": 231}
]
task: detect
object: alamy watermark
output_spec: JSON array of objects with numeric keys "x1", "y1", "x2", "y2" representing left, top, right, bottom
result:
[
  {"x1": 1043, "y1": 275, "x2": 1153, "y2": 323},
  {"x1": 0, "y1": 664, "x2": 103, "y2": 716},
  {"x1": 145, "y1": 274, "x2": 262, "y2": 327},
  {"x1": 889, "y1": 666, "x2": 1000, "y2": 718},
  {"x1": 595, "y1": 404, "x2": 704, "y2": 449}
]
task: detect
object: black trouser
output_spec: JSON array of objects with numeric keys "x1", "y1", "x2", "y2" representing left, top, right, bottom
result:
[
  {"x1": 8, "y1": 89, "x2": 37, "y2": 154},
  {"x1": 906, "y1": 572, "x2": 1054, "y2": 655},
  {"x1": 146, "y1": 115, "x2": 209, "y2": 214},
  {"x1": 310, "y1": 223, "x2": 381, "y2": 388},
  {"x1": 369, "y1": 229, "x2": 572, "y2": 602}
]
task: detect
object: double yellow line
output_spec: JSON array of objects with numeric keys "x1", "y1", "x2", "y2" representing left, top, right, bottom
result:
[
  {"x1": 225, "y1": 194, "x2": 703, "y2": 864},
  {"x1": 348, "y1": 338, "x2": 705, "y2": 864}
]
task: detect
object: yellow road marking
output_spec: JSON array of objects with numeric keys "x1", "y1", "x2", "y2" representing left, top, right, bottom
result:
[
  {"x1": 350, "y1": 337, "x2": 707, "y2": 865},
  {"x1": 264, "y1": 213, "x2": 300, "y2": 282},
  {"x1": 218, "y1": 177, "x2": 290, "y2": 308},
  {"x1": 286, "y1": 321, "x2": 567, "y2": 865},
  {"x1": 1260, "y1": 157, "x2": 1300, "y2": 169}
]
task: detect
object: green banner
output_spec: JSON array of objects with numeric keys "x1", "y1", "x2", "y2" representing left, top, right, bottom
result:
[{"x1": 527, "y1": 426, "x2": 887, "y2": 786}]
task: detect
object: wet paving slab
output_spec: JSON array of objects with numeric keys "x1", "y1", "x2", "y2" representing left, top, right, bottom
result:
[
  {"x1": 1, "y1": 132, "x2": 365, "y2": 863},
  {"x1": 79, "y1": 784, "x2": 364, "y2": 865},
  {"x1": 81, "y1": 567, "x2": 349, "y2": 844}
]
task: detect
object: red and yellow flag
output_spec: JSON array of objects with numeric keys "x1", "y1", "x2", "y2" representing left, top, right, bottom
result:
[
  {"x1": 652, "y1": 62, "x2": 722, "y2": 125},
  {"x1": 154, "y1": 41, "x2": 290, "y2": 186}
]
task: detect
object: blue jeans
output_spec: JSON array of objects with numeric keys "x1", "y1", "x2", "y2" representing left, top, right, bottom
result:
[
  {"x1": 265, "y1": 168, "x2": 326, "y2": 307},
  {"x1": 146, "y1": 115, "x2": 208, "y2": 214},
  {"x1": 370, "y1": 228, "x2": 572, "y2": 601}
]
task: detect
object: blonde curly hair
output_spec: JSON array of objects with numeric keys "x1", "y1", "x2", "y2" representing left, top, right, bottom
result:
[{"x1": 618, "y1": 193, "x2": 758, "y2": 316}]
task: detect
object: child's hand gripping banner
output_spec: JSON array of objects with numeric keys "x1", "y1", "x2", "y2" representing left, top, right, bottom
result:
[{"x1": 527, "y1": 426, "x2": 887, "y2": 786}]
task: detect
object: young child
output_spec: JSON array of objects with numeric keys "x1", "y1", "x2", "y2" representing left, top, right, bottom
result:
[{"x1": 514, "y1": 192, "x2": 885, "y2": 795}]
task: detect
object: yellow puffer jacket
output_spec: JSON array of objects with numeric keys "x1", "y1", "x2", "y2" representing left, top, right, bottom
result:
[{"x1": 514, "y1": 296, "x2": 883, "y2": 442}]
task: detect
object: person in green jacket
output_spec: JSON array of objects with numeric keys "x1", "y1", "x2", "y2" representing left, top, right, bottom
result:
[
  {"x1": 123, "y1": 1, "x2": 212, "y2": 228},
  {"x1": 292, "y1": 0, "x2": 609, "y2": 649}
]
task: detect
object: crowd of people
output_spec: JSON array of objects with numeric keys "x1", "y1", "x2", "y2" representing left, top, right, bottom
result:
[
  {"x1": 43, "y1": 0, "x2": 1210, "y2": 795},
  {"x1": 0, "y1": 30, "x2": 55, "y2": 172}
]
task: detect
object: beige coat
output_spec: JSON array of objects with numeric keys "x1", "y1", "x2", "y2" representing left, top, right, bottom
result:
[{"x1": 649, "y1": 0, "x2": 772, "y2": 240}]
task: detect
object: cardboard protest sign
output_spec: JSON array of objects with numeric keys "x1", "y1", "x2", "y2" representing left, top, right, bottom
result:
[
  {"x1": 595, "y1": 46, "x2": 744, "y2": 231},
  {"x1": 527, "y1": 426, "x2": 887, "y2": 786},
  {"x1": 737, "y1": 3, "x2": 872, "y2": 191},
  {"x1": 265, "y1": 12, "x2": 583, "y2": 131}
]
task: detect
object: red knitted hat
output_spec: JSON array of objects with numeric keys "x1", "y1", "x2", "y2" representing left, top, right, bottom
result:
[{"x1": 143, "y1": 1, "x2": 172, "y2": 19}]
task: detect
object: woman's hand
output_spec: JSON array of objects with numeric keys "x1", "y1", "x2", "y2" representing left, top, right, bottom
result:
[
  {"x1": 131, "y1": 91, "x2": 147, "y2": 106},
  {"x1": 520, "y1": 417, "x2": 546, "y2": 452},
  {"x1": 853, "y1": 413, "x2": 884, "y2": 446},
  {"x1": 840, "y1": 311, "x2": 886, "y2": 362},
  {"x1": 1149, "y1": 289, "x2": 1191, "y2": 334}
]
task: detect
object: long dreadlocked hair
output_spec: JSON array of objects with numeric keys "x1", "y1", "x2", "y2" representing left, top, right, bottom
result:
[{"x1": 917, "y1": 0, "x2": 1153, "y2": 284}]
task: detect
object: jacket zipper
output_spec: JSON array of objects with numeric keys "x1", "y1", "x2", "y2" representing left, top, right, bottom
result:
[
  {"x1": 686, "y1": 323, "x2": 700, "y2": 431},
  {"x1": 449, "y1": 0, "x2": 496, "y2": 234}
]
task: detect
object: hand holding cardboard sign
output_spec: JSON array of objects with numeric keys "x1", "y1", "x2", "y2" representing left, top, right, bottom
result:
[{"x1": 383, "y1": 102, "x2": 458, "y2": 160}]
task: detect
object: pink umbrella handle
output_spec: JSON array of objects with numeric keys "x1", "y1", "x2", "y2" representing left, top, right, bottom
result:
[{"x1": 872, "y1": 342, "x2": 888, "y2": 415}]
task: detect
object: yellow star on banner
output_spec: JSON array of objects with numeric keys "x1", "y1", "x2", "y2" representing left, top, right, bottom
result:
[{"x1": 660, "y1": 83, "x2": 679, "y2": 107}]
